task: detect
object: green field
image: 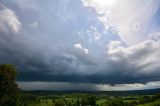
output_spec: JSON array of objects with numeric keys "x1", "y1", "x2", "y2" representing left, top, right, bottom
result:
[{"x1": 17, "y1": 91, "x2": 160, "y2": 106}]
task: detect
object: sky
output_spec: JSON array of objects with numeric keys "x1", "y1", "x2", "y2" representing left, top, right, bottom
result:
[{"x1": 0, "y1": 0, "x2": 160, "y2": 91}]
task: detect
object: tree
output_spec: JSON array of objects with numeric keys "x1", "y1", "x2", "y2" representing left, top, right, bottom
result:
[
  {"x1": 107, "y1": 99, "x2": 124, "y2": 106},
  {"x1": 90, "y1": 96, "x2": 96, "y2": 106},
  {"x1": 55, "y1": 99, "x2": 65, "y2": 106},
  {"x1": 81, "y1": 96, "x2": 96, "y2": 106},
  {"x1": 76, "y1": 98, "x2": 80, "y2": 106},
  {"x1": 0, "y1": 64, "x2": 19, "y2": 106}
]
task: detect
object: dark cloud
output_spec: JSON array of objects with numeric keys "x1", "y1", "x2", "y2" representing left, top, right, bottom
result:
[{"x1": 0, "y1": 0, "x2": 160, "y2": 88}]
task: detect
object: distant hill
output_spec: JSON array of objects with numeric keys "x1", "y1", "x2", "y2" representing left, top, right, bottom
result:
[{"x1": 23, "y1": 88, "x2": 160, "y2": 96}]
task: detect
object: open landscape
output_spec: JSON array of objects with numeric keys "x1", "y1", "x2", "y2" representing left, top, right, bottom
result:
[
  {"x1": 16, "y1": 90, "x2": 160, "y2": 106},
  {"x1": 1, "y1": 0, "x2": 160, "y2": 106},
  {"x1": 1, "y1": 64, "x2": 160, "y2": 106}
]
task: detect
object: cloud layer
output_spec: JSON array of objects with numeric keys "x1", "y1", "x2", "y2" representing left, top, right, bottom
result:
[
  {"x1": 0, "y1": 0, "x2": 160, "y2": 90},
  {"x1": 0, "y1": 4, "x2": 21, "y2": 33},
  {"x1": 18, "y1": 81, "x2": 160, "y2": 91},
  {"x1": 83, "y1": 0, "x2": 160, "y2": 45}
]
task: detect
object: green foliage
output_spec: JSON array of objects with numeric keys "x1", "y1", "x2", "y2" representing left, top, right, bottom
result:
[
  {"x1": 0, "y1": 64, "x2": 19, "y2": 106},
  {"x1": 81, "y1": 96, "x2": 96, "y2": 106},
  {"x1": 13, "y1": 93, "x2": 160, "y2": 106},
  {"x1": 55, "y1": 99, "x2": 65, "y2": 106},
  {"x1": 76, "y1": 98, "x2": 80, "y2": 106},
  {"x1": 107, "y1": 99, "x2": 125, "y2": 106},
  {"x1": 19, "y1": 93, "x2": 40, "y2": 105}
]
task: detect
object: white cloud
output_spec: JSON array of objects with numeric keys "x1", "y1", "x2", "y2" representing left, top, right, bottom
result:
[
  {"x1": 106, "y1": 40, "x2": 160, "y2": 75},
  {"x1": 74, "y1": 43, "x2": 89, "y2": 54},
  {"x1": 97, "y1": 81, "x2": 160, "y2": 91},
  {"x1": 0, "y1": 5, "x2": 21, "y2": 33},
  {"x1": 74, "y1": 43, "x2": 82, "y2": 49},
  {"x1": 90, "y1": 25, "x2": 102, "y2": 41},
  {"x1": 82, "y1": 0, "x2": 160, "y2": 45},
  {"x1": 93, "y1": 31, "x2": 101, "y2": 40},
  {"x1": 86, "y1": 25, "x2": 102, "y2": 41},
  {"x1": 107, "y1": 41, "x2": 122, "y2": 53},
  {"x1": 84, "y1": 48, "x2": 89, "y2": 54},
  {"x1": 29, "y1": 21, "x2": 39, "y2": 29},
  {"x1": 150, "y1": 32, "x2": 160, "y2": 41}
]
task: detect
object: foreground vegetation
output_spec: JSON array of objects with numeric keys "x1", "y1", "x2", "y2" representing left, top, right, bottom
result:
[{"x1": 1, "y1": 64, "x2": 160, "y2": 106}]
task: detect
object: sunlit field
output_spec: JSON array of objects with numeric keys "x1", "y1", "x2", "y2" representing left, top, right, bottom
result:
[{"x1": 19, "y1": 91, "x2": 160, "y2": 106}]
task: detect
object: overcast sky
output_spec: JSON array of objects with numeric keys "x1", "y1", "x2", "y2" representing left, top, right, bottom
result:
[{"x1": 0, "y1": 0, "x2": 160, "y2": 91}]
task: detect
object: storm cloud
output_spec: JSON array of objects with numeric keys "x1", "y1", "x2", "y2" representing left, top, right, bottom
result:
[{"x1": 0, "y1": 0, "x2": 160, "y2": 90}]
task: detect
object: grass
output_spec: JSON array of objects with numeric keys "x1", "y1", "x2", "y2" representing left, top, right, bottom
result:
[
  {"x1": 21, "y1": 93, "x2": 160, "y2": 106},
  {"x1": 137, "y1": 100, "x2": 160, "y2": 106},
  {"x1": 96, "y1": 99, "x2": 108, "y2": 105}
]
